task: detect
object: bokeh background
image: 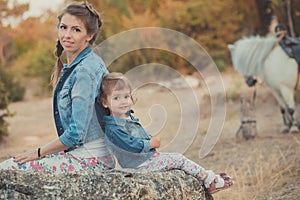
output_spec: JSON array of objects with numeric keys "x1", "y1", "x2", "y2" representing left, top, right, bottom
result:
[{"x1": 1, "y1": 1, "x2": 300, "y2": 199}]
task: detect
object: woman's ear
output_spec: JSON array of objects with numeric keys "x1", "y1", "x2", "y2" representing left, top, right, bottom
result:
[{"x1": 86, "y1": 34, "x2": 94, "y2": 43}]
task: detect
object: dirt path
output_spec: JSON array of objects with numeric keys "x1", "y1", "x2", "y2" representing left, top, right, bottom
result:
[
  {"x1": 1, "y1": 71, "x2": 299, "y2": 199},
  {"x1": 0, "y1": 98, "x2": 56, "y2": 159}
]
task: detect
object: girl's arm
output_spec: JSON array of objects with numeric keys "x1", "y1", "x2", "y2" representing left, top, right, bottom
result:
[{"x1": 14, "y1": 138, "x2": 67, "y2": 164}]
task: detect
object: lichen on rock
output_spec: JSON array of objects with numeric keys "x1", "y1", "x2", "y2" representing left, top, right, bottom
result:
[{"x1": 0, "y1": 169, "x2": 213, "y2": 199}]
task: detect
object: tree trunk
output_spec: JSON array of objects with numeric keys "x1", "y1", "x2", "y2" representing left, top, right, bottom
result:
[{"x1": 286, "y1": 0, "x2": 296, "y2": 37}]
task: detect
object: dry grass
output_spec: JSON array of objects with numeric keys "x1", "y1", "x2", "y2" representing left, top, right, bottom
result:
[{"x1": 188, "y1": 134, "x2": 300, "y2": 200}]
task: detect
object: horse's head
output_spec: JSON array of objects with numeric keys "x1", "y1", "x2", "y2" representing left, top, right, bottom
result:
[
  {"x1": 228, "y1": 36, "x2": 277, "y2": 88},
  {"x1": 229, "y1": 43, "x2": 256, "y2": 87},
  {"x1": 228, "y1": 43, "x2": 257, "y2": 87}
]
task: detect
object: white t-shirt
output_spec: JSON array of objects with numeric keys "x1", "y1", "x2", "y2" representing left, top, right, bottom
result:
[{"x1": 69, "y1": 138, "x2": 111, "y2": 158}]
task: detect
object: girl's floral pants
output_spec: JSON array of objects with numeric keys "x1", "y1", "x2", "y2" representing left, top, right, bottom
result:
[{"x1": 136, "y1": 152, "x2": 210, "y2": 183}]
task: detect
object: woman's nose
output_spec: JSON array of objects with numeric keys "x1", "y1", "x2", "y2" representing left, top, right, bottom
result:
[{"x1": 64, "y1": 29, "x2": 72, "y2": 38}]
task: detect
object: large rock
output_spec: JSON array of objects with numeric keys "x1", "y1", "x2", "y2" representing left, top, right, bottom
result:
[{"x1": 0, "y1": 169, "x2": 213, "y2": 200}]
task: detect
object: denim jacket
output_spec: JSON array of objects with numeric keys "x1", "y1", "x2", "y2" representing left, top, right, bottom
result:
[
  {"x1": 53, "y1": 47, "x2": 109, "y2": 150},
  {"x1": 103, "y1": 113, "x2": 156, "y2": 168}
]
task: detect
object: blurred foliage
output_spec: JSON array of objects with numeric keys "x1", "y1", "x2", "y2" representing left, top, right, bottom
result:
[
  {"x1": 0, "y1": 0, "x2": 299, "y2": 100},
  {"x1": 0, "y1": 79, "x2": 11, "y2": 141},
  {"x1": 0, "y1": 0, "x2": 29, "y2": 24},
  {"x1": 0, "y1": 0, "x2": 298, "y2": 139},
  {"x1": 14, "y1": 42, "x2": 56, "y2": 93},
  {"x1": 0, "y1": 66, "x2": 25, "y2": 102}
]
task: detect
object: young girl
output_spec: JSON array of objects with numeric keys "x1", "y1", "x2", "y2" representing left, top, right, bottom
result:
[{"x1": 98, "y1": 72, "x2": 233, "y2": 194}]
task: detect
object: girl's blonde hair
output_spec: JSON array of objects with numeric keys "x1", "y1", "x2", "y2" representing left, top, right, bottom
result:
[{"x1": 98, "y1": 72, "x2": 136, "y2": 106}]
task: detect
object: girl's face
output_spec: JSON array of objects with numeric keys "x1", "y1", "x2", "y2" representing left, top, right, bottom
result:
[
  {"x1": 58, "y1": 13, "x2": 93, "y2": 58},
  {"x1": 103, "y1": 87, "x2": 132, "y2": 118}
]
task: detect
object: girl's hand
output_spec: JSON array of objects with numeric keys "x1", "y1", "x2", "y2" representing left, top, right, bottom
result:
[
  {"x1": 150, "y1": 137, "x2": 161, "y2": 149},
  {"x1": 14, "y1": 149, "x2": 39, "y2": 164}
]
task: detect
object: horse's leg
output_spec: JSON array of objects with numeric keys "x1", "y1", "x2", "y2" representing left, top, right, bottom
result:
[
  {"x1": 278, "y1": 106, "x2": 296, "y2": 133},
  {"x1": 279, "y1": 107, "x2": 289, "y2": 126},
  {"x1": 269, "y1": 87, "x2": 293, "y2": 133},
  {"x1": 262, "y1": 46, "x2": 297, "y2": 133},
  {"x1": 278, "y1": 86, "x2": 296, "y2": 132}
]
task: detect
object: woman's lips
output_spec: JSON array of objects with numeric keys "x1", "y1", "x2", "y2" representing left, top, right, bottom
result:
[{"x1": 62, "y1": 41, "x2": 73, "y2": 47}]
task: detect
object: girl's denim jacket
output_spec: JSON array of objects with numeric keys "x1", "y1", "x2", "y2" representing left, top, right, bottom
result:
[
  {"x1": 103, "y1": 113, "x2": 156, "y2": 168},
  {"x1": 53, "y1": 47, "x2": 109, "y2": 150}
]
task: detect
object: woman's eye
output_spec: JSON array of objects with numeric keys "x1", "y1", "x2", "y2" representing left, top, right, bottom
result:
[
  {"x1": 72, "y1": 27, "x2": 81, "y2": 32},
  {"x1": 125, "y1": 95, "x2": 130, "y2": 99},
  {"x1": 59, "y1": 25, "x2": 66, "y2": 30},
  {"x1": 113, "y1": 96, "x2": 119, "y2": 100}
]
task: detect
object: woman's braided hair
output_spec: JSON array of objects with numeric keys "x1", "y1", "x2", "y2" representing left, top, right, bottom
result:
[{"x1": 51, "y1": 1, "x2": 102, "y2": 87}]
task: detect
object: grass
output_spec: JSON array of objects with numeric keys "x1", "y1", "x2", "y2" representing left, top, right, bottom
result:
[{"x1": 209, "y1": 135, "x2": 300, "y2": 200}]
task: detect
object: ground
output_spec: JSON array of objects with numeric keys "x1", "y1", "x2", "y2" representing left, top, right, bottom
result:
[{"x1": 0, "y1": 69, "x2": 299, "y2": 200}]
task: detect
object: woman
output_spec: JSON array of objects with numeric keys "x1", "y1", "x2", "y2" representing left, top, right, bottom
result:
[{"x1": 0, "y1": 1, "x2": 115, "y2": 173}]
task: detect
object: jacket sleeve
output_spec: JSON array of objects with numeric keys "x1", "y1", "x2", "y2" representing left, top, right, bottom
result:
[
  {"x1": 105, "y1": 127, "x2": 151, "y2": 153},
  {"x1": 59, "y1": 68, "x2": 97, "y2": 147}
]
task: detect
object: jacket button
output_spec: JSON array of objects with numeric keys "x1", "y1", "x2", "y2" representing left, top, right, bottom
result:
[{"x1": 55, "y1": 111, "x2": 58, "y2": 115}]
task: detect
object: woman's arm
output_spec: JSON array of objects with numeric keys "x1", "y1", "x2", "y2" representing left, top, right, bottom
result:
[{"x1": 14, "y1": 138, "x2": 67, "y2": 164}]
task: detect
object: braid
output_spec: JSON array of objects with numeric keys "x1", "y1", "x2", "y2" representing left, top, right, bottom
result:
[
  {"x1": 82, "y1": 1, "x2": 102, "y2": 44},
  {"x1": 51, "y1": 40, "x2": 64, "y2": 88},
  {"x1": 55, "y1": 39, "x2": 64, "y2": 57},
  {"x1": 97, "y1": 15, "x2": 102, "y2": 28}
]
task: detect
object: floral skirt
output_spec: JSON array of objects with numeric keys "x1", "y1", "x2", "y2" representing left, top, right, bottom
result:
[{"x1": 0, "y1": 151, "x2": 115, "y2": 174}]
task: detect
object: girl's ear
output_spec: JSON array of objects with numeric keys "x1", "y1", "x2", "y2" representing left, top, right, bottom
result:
[{"x1": 101, "y1": 99, "x2": 108, "y2": 108}]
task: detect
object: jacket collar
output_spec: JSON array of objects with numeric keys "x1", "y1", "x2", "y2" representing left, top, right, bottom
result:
[
  {"x1": 103, "y1": 111, "x2": 139, "y2": 126},
  {"x1": 64, "y1": 47, "x2": 92, "y2": 69}
]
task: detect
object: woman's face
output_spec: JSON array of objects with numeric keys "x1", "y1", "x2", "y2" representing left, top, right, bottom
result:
[{"x1": 58, "y1": 13, "x2": 93, "y2": 57}]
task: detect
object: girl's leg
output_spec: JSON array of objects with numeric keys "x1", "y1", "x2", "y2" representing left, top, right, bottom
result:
[
  {"x1": 137, "y1": 152, "x2": 209, "y2": 182},
  {"x1": 0, "y1": 152, "x2": 111, "y2": 174},
  {"x1": 137, "y1": 152, "x2": 233, "y2": 193}
]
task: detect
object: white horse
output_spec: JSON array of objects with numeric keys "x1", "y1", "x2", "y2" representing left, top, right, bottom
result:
[{"x1": 228, "y1": 36, "x2": 299, "y2": 132}]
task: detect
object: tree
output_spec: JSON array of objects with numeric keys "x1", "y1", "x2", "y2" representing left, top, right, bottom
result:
[
  {"x1": 0, "y1": 0, "x2": 29, "y2": 65},
  {"x1": 153, "y1": 0, "x2": 246, "y2": 70},
  {"x1": 280, "y1": 0, "x2": 300, "y2": 36},
  {"x1": 0, "y1": 26, "x2": 13, "y2": 65},
  {"x1": 240, "y1": 0, "x2": 300, "y2": 36}
]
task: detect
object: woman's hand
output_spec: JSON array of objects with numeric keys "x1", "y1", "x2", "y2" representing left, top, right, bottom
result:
[
  {"x1": 150, "y1": 137, "x2": 161, "y2": 149},
  {"x1": 14, "y1": 149, "x2": 39, "y2": 164},
  {"x1": 13, "y1": 138, "x2": 67, "y2": 164}
]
